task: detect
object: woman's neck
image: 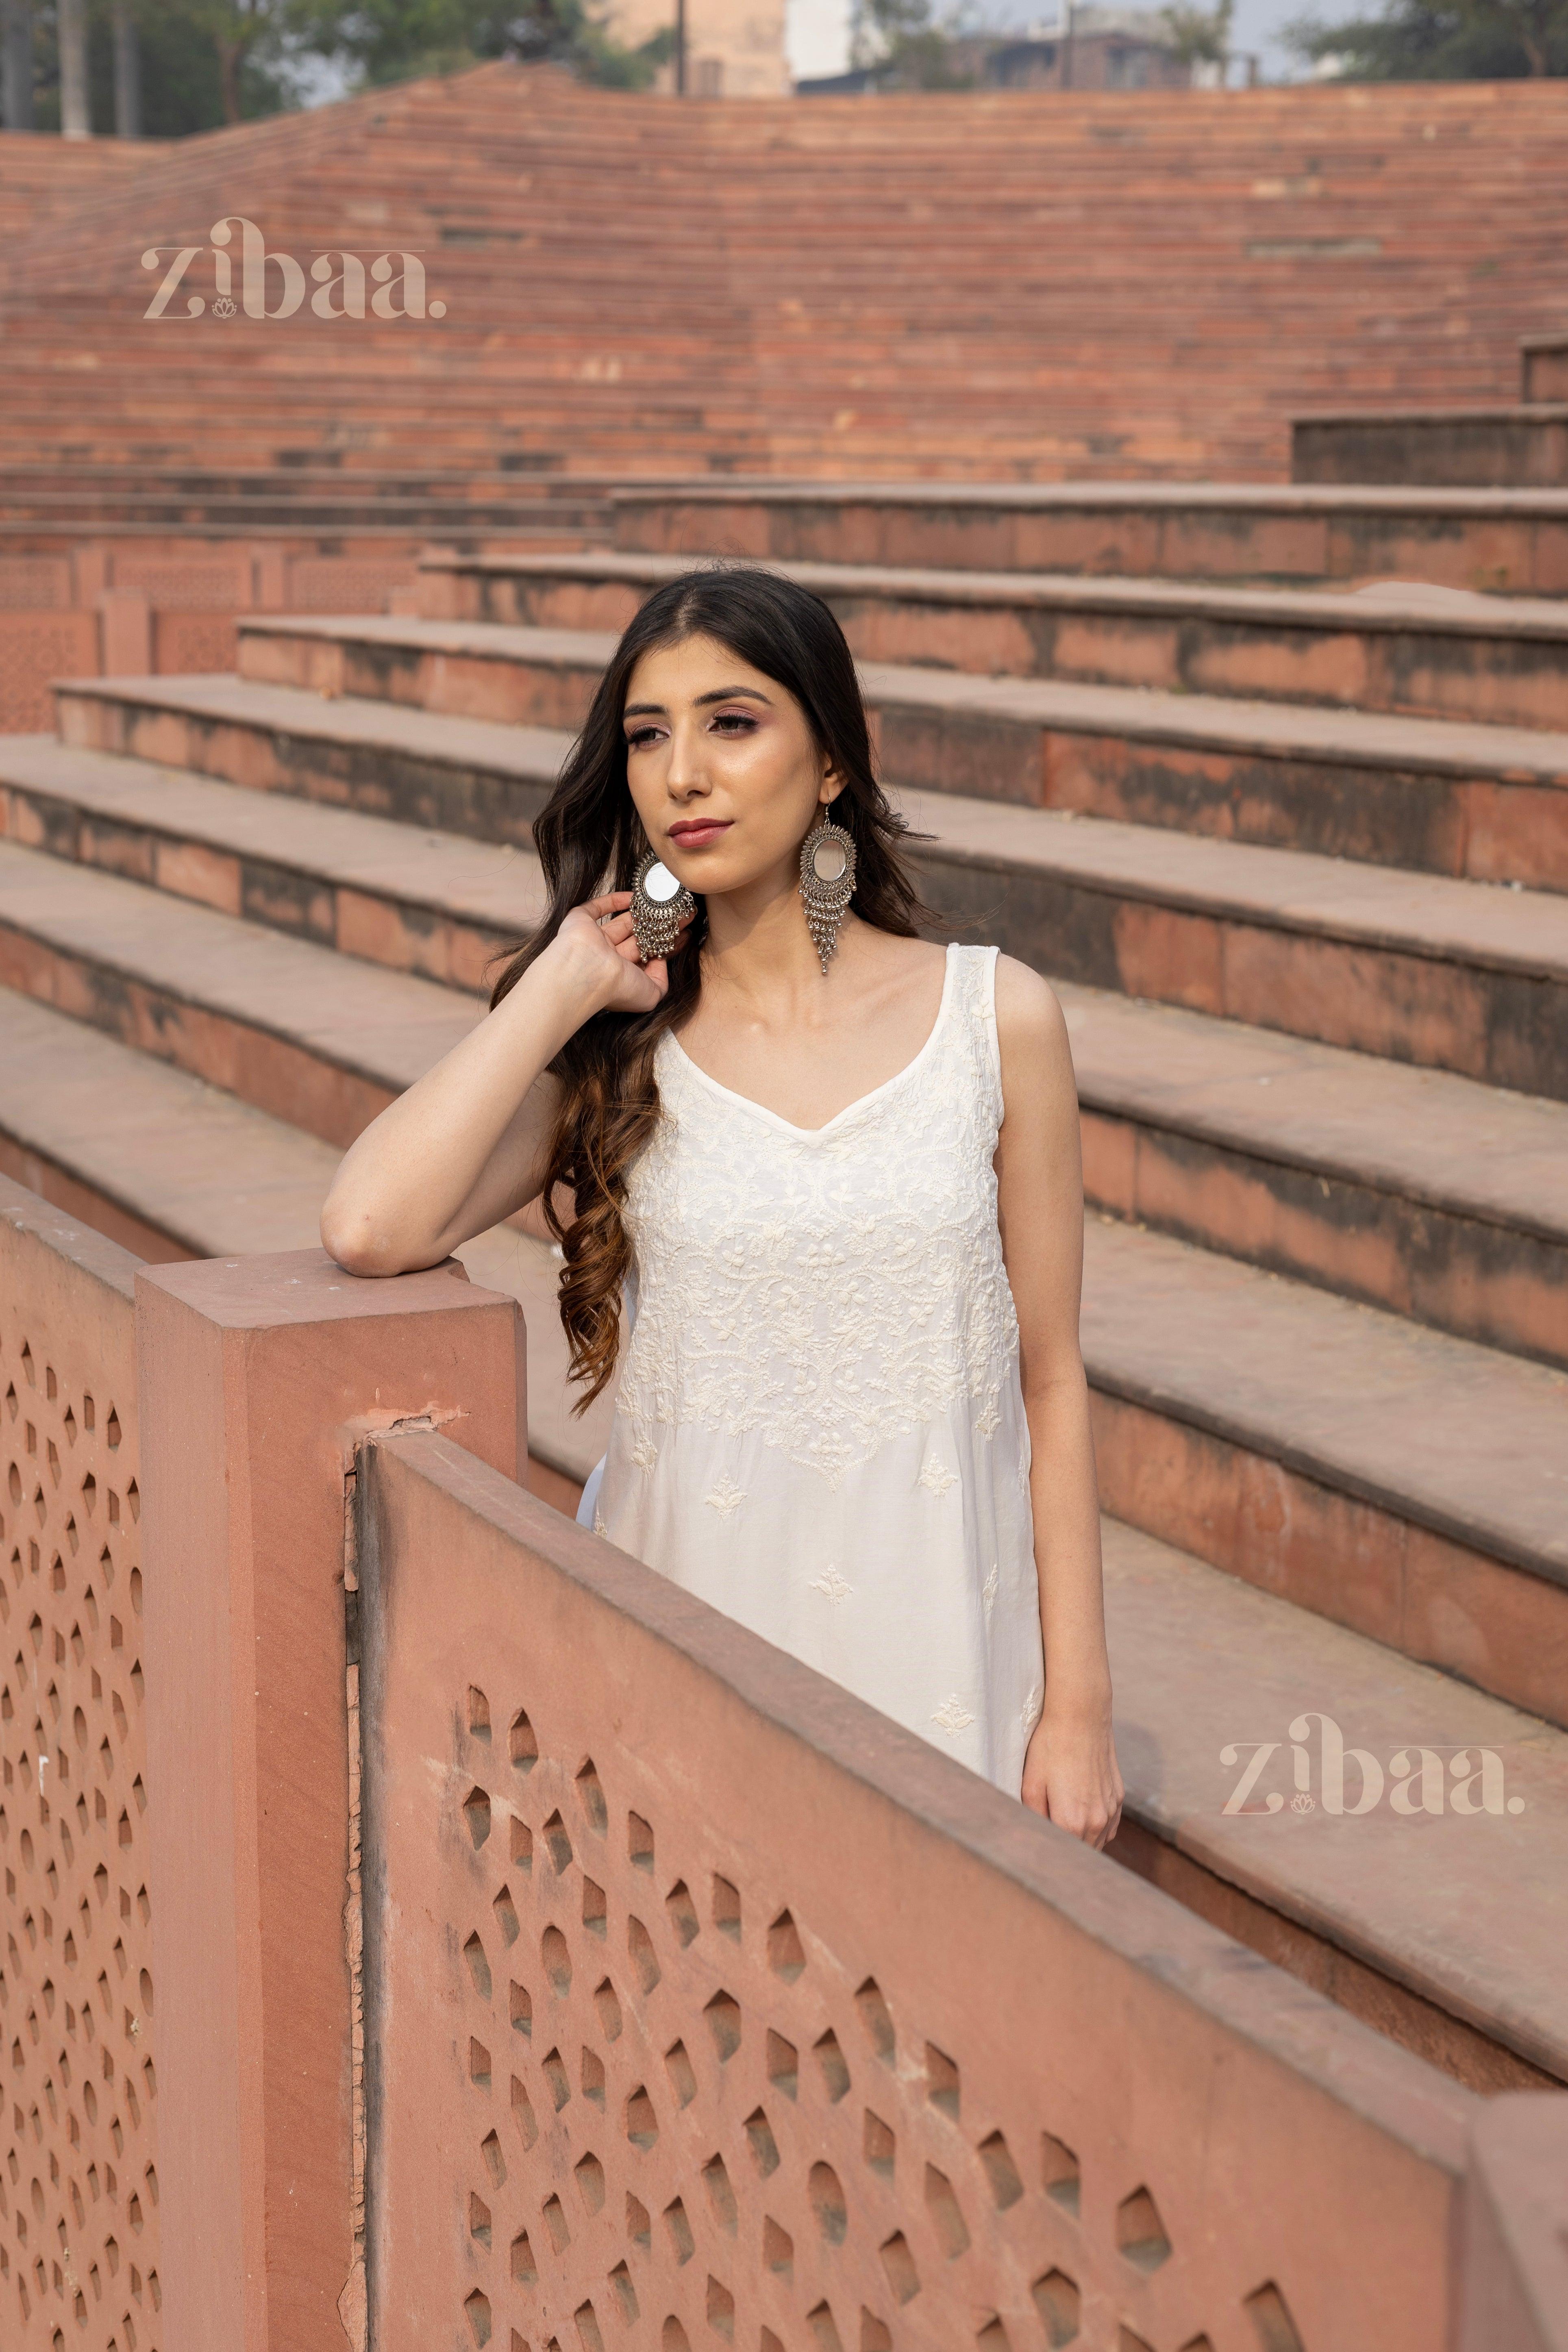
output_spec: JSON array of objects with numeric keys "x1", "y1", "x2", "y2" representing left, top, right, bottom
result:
[{"x1": 698, "y1": 870, "x2": 859, "y2": 1017}]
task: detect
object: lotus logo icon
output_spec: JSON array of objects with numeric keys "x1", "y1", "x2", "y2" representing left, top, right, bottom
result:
[{"x1": 213, "y1": 296, "x2": 237, "y2": 319}]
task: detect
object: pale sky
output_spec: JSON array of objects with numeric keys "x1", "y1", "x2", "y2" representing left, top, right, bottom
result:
[{"x1": 787, "y1": 0, "x2": 1327, "y2": 83}]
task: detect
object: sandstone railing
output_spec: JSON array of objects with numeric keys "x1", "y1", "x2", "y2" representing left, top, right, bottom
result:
[{"x1": 1, "y1": 1171, "x2": 1564, "y2": 2352}]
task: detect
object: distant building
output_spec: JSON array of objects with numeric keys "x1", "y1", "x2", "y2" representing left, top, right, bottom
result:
[
  {"x1": 798, "y1": 6, "x2": 1194, "y2": 94},
  {"x1": 598, "y1": 0, "x2": 793, "y2": 95}
]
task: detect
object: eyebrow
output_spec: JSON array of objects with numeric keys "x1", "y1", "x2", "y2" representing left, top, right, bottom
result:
[{"x1": 622, "y1": 686, "x2": 774, "y2": 719}]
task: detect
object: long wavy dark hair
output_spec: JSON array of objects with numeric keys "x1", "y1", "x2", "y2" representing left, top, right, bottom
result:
[{"x1": 489, "y1": 563, "x2": 933, "y2": 1409}]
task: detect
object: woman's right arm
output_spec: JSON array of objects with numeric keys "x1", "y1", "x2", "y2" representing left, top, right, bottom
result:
[{"x1": 320, "y1": 893, "x2": 681, "y2": 1277}]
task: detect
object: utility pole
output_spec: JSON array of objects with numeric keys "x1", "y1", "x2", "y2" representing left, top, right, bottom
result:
[
  {"x1": 112, "y1": 0, "x2": 140, "y2": 137},
  {"x1": 675, "y1": 0, "x2": 687, "y2": 93},
  {"x1": 0, "y1": 0, "x2": 33, "y2": 131},
  {"x1": 1061, "y1": 0, "x2": 1075, "y2": 89},
  {"x1": 58, "y1": 0, "x2": 89, "y2": 136}
]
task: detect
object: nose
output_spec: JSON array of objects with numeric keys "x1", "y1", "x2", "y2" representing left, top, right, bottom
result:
[{"x1": 665, "y1": 712, "x2": 713, "y2": 803}]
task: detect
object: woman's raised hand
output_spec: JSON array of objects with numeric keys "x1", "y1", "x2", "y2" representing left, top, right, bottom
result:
[{"x1": 550, "y1": 891, "x2": 694, "y2": 1019}]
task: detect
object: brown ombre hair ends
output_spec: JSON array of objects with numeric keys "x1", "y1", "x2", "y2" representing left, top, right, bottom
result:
[{"x1": 489, "y1": 564, "x2": 932, "y2": 1409}]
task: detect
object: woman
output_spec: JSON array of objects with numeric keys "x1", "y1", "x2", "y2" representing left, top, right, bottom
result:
[{"x1": 321, "y1": 567, "x2": 1122, "y2": 1845}]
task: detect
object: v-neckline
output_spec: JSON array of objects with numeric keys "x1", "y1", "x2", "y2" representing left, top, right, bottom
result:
[{"x1": 663, "y1": 944, "x2": 958, "y2": 1143}]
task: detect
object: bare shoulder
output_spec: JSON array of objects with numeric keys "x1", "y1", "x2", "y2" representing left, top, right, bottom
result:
[{"x1": 993, "y1": 952, "x2": 1071, "y2": 1061}]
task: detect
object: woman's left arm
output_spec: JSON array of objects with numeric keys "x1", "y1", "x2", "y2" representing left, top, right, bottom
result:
[{"x1": 993, "y1": 954, "x2": 1124, "y2": 1846}]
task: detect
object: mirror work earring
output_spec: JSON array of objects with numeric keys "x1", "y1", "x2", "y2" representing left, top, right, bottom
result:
[
  {"x1": 631, "y1": 852, "x2": 697, "y2": 961},
  {"x1": 799, "y1": 806, "x2": 856, "y2": 973}
]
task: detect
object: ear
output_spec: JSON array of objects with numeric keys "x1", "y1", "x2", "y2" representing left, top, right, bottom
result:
[{"x1": 820, "y1": 756, "x2": 843, "y2": 807}]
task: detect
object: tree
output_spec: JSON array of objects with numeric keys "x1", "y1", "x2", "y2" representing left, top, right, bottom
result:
[
  {"x1": 848, "y1": 0, "x2": 977, "y2": 86},
  {"x1": 1286, "y1": 0, "x2": 1568, "y2": 76},
  {"x1": 286, "y1": 0, "x2": 674, "y2": 92},
  {"x1": 1160, "y1": 0, "x2": 1233, "y2": 67}
]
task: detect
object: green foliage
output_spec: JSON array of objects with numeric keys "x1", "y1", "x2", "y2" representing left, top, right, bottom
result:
[
  {"x1": 1285, "y1": 0, "x2": 1568, "y2": 76},
  {"x1": 285, "y1": 0, "x2": 674, "y2": 92},
  {"x1": 849, "y1": 0, "x2": 977, "y2": 84},
  {"x1": 1160, "y1": 0, "x2": 1233, "y2": 65},
  {"x1": 24, "y1": 0, "x2": 296, "y2": 134}
]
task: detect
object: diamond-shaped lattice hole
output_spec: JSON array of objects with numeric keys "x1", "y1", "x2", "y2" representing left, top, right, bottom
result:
[
  {"x1": 666, "y1": 1880, "x2": 699, "y2": 1946},
  {"x1": 509, "y1": 1981, "x2": 532, "y2": 2038},
  {"x1": 744, "y1": 2106, "x2": 781, "y2": 2176},
  {"x1": 582, "y1": 2046, "x2": 606, "y2": 2107},
  {"x1": 664, "y1": 2039, "x2": 698, "y2": 2108},
  {"x1": 1042, "y1": 2131, "x2": 1081, "y2": 2215},
  {"x1": 1115, "y1": 2186, "x2": 1171, "y2": 2274},
  {"x1": 880, "y1": 2234, "x2": 920, "y2": 2307},
  {"x1": 808, "y1": 2303, "x2": 845, "y2": 2352},
  {"x1": 979, "y1": 2130, "x2": 1023, "y2": 2209},
  {"x1": 1178, "y1": 2336, "x2": 1214, "y2": 2352},
  {"x1": 594, "y1": 1976, "x2": 623, "y2": 2041},
  {"x1": 583, "y1": 1878, "x2": 607, "y2": 1939},
  {"x1": 704, "y1": 1990, "x2": 741, "y2": 2063},
  {"x1": 860, "y1": 2313, "x2": 891, "y2": 2352},
  {"x1": 464, "y1": 1936, "x2": 492, "y2": 2002},
  {"x1": 766, "y1": 2030, "x2": 797, "y2": 2100},
  {"x1": 627, "y1": 2193, "x2": 651, "y2": 2250},
  {"x1": 469, "y1": 2191, "x2": 492, "y2": 2247},
  {"x1": 542, "y1": 1927, "x2": 572, "y2": 1998},
  {"x1": 856, "y1": 1978, "x2": 895, "y2": 2066},
  {"x1": 628, "y1": 1811, "x2": 655, "y2": 1872},
  {"x1": 1031, "y1": 2269, "x2": 1080, "y2": 2348},
  {"x1": 767, "y1": 1908, "x2": 805, "y2": 1981},
  {"x1": 978, "y1": 2322, "x2": 1010, "y2": 2352},
  {"x1": 543, "y1": 2193, "x2": 570, "y2": 2252},
  {"x1": 763, "y1": 2216, "x2": 793, "y2": 2277},
  {"x1": 702, "y1": 2153, "x2": 737, "y2": 2237},
  {"x1": 574, "y1": 2153, "x2": 606, "y2": 2215},
  {"x1": 706, "y1": 2276, "x2": 735, "y2": 2342},
  {"x1": 511, "y1": 2076, "x2": 539, "y2": 2150},
  {"x1": 576, "y1": 2299, "x2": 607, "y2": 2352},
  {"x1": 664, "y1": 2321, "x2": 692, "y2": 2352},
  {"x1": 626, "y1": 2085, "x2": 659, "y2": 2150},
  {"x1": 1242, "y1": 2282, "x2": 1305, "y2": 2352},
  {"x1": 809, "y1": 2162, "x2": 847, "y2": 2246},
  {"x1": 663, "y1": 2197, "x2": 695, "y2": 2265},
  {"x1": 511, "y1": 1817, "x2": 533, "y2": 1873},
  {"x1": 1118, "y1": 2331, "x2": 1155, "y2": 2352},
  {"x1": 464, "y1": 2289, "x2": 492, "y2": 2347},
  {"x1": 925, "y1": 2044, "x2": 959, "y2": 2120},
  {"x1": 813, "y1": 2029, "x2": 850, "y2": 2104},
  {"x1": 493, "y1": 1887, "x2": 520, "y2": 1947},
  {"x1": 480, "y1": 2130, "x2": 506, "y2": 2189},
  {"x1": 925, "y1": 2165, "x2": 969, "y2": 2259},
  {"x1": 511, "y1": 2230, "x2": 537, "y2": 2285},
  {"x1": 543, "y1": 1811, "x2": 574, "y2": 1874},
  {"x1": 470, "y1": 2038, "x2": 491, "y2": 2090},
  {"x1": 509, "y1": 1711, "x2": 538, "y2": 1772},
  {"x1": 468, "y1": 1688, "x2": 491, "y2": 1742},
  {"x1": 463, "y1": 1788, "x2": 492, "y2": 1848},
  {"x1": 863, "y1": 2111, "x2": 895, "y2": 2180},
  {"x1": 629, "y1": 1915, "x2": 661, "y2": 1994},
  {"x1": 576, "y1": 1760, "x2": 608, "y2": 1837},
  {"x1": 712, "y1": 1876, "x2": 741, "y2": 1940},
  {"x1": 609, "y1": 2262, "x2": 639, "y2": 2324},
  {"x1": 542, "y1": 2047, "x2": 570, "y2": 2111}
]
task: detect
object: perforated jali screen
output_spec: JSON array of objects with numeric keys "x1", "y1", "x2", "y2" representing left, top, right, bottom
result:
[{"x1": 0, "y1": 1193, "x2": 159, "y2": 2352}]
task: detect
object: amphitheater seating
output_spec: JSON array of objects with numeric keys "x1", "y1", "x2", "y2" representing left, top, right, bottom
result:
[
  {"x1": 6, "y1": 63, "x2": 1568, "y2": 483},
  {"x1": 1, "y1": 470, "x2": 1564, "y2": 2102}
]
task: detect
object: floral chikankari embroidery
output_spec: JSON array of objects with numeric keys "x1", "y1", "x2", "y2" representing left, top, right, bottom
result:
[
  {"x1": 592, "y1": 1507, "x2": 608, "y2": 1538},
  {"x1": 810, "y1": 1565, "x2": 853, "y2": 1606},
  {"x1": 981, "y1": 1563, "x2": 999, "y2": 1619},
  {"x1": 631, "y1": 1435, "x2": 659, "y2": 1473},
  {"x1": 917, "y1": 1453, "x2": 959, "y2": 1497},
  {"x1": 1020, "y1": 1681, "x2": 1042, "y2": 1734},
  {"x1": 932, "y1": 1695, "x2": 976, "y2": 1736},
  {"x1": 975, "y1": 1395, "x2": 1002, "y2": 1440},
  {"x1": 704, "y1": 1475, "x2": 746, "y2": 1517}
]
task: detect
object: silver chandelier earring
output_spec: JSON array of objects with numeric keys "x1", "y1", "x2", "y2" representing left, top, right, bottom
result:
[
  {"x1": 799, "y1": 804, "x2": 857, "y2": 973},
  {"x1": 630, "y1": 850, "x2": 697, "y2": 962}
]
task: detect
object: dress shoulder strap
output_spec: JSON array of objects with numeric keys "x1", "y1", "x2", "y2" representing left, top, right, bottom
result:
[{"x1": 945, "y1": 942, "x2": 1004, "y2": 1124}]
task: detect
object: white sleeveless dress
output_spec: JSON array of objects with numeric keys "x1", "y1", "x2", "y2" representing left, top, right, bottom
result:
[{"x1": 576, "y1": 942, "x2": 1046, "y2": 1796}]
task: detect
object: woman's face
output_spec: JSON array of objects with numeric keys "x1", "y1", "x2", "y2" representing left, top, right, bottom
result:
[{"x1": 621, "y1": 631, "x2": 838, "y2": 901}]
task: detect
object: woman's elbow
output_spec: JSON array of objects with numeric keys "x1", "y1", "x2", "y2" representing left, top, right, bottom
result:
[{"x1": 320, "y1": 1197, "x2": 409, "y2": 1279}]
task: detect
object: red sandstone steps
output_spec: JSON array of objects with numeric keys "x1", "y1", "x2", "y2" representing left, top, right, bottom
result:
[
  {"x1": 421, "y1": 546, "x2": 1568, "y2": 732},
  {"x1": 0, "y1": 992, "x2": 1559, "y2": 2094},
  {"x1": 0, "y1": 843, "x2": 1561, "y2": 1739},
  {"x1": 6, "y1": 732, "x2": 1565, "y2": 1373},
  {"x1": 1292, "y1": 406, "x2": 1568, "y2": 491},
  {"x1": 231, "y1": 612, "x2": 1568, "y2": 893},
  {"x1": 53, "y1": 665, "x2": 1568, "y2": 1102},
  {"x1": 605, "y1": 483, "x2": 1568, "y2": 594}
]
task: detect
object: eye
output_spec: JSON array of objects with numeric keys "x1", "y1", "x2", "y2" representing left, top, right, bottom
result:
[
  {"x1": 709, "y1": 711, "x2": 758, "y2": 735},
  {"x1": 624, "y1": 724, "x2": 663, "y2": 751}
]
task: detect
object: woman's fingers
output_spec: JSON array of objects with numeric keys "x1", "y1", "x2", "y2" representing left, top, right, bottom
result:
[{"x1": 580, "y1": 889, "x2": 635, "y2": 922}]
